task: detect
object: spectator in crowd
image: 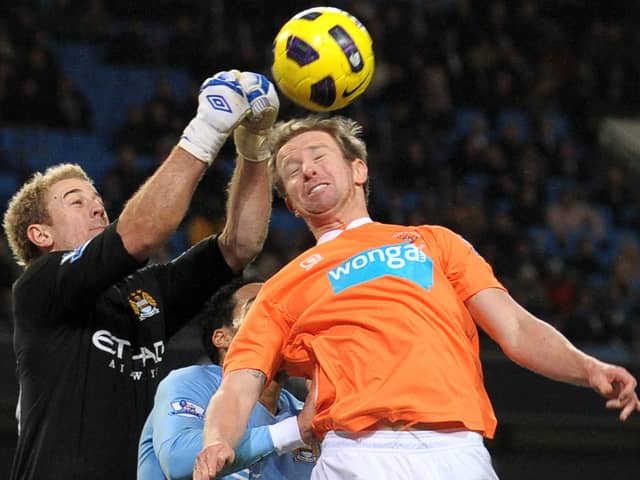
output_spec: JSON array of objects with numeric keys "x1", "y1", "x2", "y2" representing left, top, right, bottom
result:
[
  {"x1": 54, "y1": 75, "x2": 92, "y2": 130},
  {"x1": 547, "y1": 185, "x2": 606, "y2": 253},
  {"x1": 105, "y1": 18, "x2": 154, "y2": 66},
  {"x1": 100, "y1": 144, "x2": 148, "y2": 219},
  {"x1": 592, "y1": 164, "x2": 637, "y2": 228},
  {"x1": 111, "y1": 104, "x2": 149, "y2": 152}
]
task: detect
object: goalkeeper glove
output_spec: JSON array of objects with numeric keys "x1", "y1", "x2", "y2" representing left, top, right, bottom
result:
[
  {"x1": 233, "y1": 71, "x2": 280, "y2": 162},
  {"x1": 178, "y1": 71, "x2": 251, "y2": 166}
]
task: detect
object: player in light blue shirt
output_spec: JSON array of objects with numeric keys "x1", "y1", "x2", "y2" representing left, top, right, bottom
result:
[{"x1": 138, "y1": 279, "x2": 317, "y2": 479}]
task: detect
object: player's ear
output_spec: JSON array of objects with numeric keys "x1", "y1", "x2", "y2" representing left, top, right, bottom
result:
[
  {"x1": 352, "y1": 158, "x2": 368, "y2": 187},
  {"x1": 27, "y1": 224, "x2": 53, "y2": 249},
  {"x1": 212, "y1": 329, "x2": 229, "y2": 348}
]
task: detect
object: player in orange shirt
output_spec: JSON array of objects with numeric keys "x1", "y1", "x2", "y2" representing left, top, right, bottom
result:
[{"x1": 193, "y1": 115, "x2": 640, "y2": 480}]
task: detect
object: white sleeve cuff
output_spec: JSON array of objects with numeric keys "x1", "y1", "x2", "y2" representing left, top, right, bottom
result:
[
  {"x1": 178, "y1": 116, "x2": 225, "y2": 166},
  {"x1": 267, "y1": 416, "x2": 307, "y2": 455}
]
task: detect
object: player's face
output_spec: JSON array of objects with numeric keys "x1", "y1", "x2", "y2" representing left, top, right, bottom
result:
[
  {"x1": 213, "y1": 282, "x2": 262, "y2": 357},
  {"x1": 276, "y1": 130, "x2": 367, "y2": 220},
  {"x1": 230, "y1": 282, "x2": 263, "y2": 332},
  {"x1": 43, "y1": 178, "x2": 109, "y2": 252}
]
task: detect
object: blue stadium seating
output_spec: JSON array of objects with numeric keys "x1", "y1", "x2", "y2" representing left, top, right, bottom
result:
[
  {"x1": 0, "y1": 127, "x2": 112, "y2": 183},
  {"x1": 0, "y1": 172, "x2": 19, "y2": 204},
  {"x1": 495, "y1": 109, "x2": 531, "y2": 143},
  {"x1": 1, "y1": 39, "x2": 192, "y2": 185},
  {"x1": 447, "y1": 109, "x2": 488, "y2": 146},
  {"x1": 50, "y1": 42, "x2": 190, "y2": 142}
]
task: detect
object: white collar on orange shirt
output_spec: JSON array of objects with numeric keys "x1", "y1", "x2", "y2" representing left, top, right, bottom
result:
[{"x1": 316, "y1": 217, "x2": 373, "y2": 245}]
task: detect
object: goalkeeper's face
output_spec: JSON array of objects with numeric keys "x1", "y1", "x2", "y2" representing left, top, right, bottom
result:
[
  {"x1": 276, "y1": 130, "x2": 368, "y2": 220},
  {"x1": 35, "y1": 178, "x2": 109, "y2": 254}
]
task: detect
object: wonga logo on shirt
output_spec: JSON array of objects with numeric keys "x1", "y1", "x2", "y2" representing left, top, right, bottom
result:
[{"x1": 327, "y1": 243, "x2": 433, "y2": 293}]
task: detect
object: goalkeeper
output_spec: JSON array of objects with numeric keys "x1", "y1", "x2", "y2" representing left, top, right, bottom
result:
[{"x1": 3, "y1": 71, "x2": 277, "y2": 480}]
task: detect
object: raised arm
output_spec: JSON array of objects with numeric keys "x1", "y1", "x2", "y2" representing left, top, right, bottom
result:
[
  {"x1": 116, "y1": 71, "x2": 277, "y2": 263},
  {"x1": 466, "y1": 287, "x2": 640, "y2": 421},
  {"x1": 217, "y1": 72, "x2": 279, "y2": 272},
  {"x1": 193, "y1": 369, "x2": 265, "y2": 480},
  {"x1": 117, "y1": 147, "x2": 208, "y2": 262}
]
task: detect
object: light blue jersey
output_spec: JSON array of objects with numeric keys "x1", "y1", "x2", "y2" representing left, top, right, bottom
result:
[{"x1": 138, "y1": 364, "x2": 316, "y2": 479}]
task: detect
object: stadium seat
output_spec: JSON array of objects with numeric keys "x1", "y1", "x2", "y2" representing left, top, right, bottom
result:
[
  {"x1": 542, "y1": 111, "x2": 570, "y2": 142},
  {"x1": 0, "y1": 172, "x2": 19, "y2": 203},
  {"x1": 495, "y1": 109, "x2": 531, "y2": 143},
  {"x1": 448, "y1": 109, "x2": 488, "y2": 145},
  {"x1": 51, "y1": 41, "x2": 190, "y2": 141}
]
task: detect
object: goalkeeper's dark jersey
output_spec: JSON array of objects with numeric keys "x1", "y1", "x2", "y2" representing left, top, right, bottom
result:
[{"x1": 9, "y1": 222, "x2": 235, "y2": 480}]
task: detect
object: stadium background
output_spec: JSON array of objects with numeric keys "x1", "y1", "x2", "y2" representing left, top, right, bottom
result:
[{"x1": 0, "y1": 0, "x2": 639, "y2": 477}]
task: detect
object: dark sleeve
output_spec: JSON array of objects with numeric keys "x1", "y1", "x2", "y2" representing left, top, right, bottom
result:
[
  {"x1": 14, "y1": 221, "x2": 144, "y2": 328},
  {"x1": 142, "y1": 235, "x2": 238, "y2": 336}
]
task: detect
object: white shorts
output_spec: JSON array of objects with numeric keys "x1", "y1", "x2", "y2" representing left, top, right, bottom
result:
[{"x1": 311, "y1": 430, "x2": 499, "y2": 480}]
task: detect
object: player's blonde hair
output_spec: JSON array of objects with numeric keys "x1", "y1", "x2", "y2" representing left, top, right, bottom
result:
[
  {"x1": 267, "y1": 115, "x2": 369, "y2": 199},
  {"x1": 3, "y1": 163, "x2": 92, "y2": 266}
]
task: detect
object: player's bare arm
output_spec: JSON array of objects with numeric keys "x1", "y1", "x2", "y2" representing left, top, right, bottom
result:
[
  {"x1": 467, "y1": 287, "x2": 640, "y2": 421},
  {"x1": 118, "y1": 71, "x2": 255, "y2": 262},
  {"x1": 194, "y1": 369, "x2": 265, "y2": 479},
  {"x1": 202, "y1": 369, "x2": 265, "y2": 447},
  {"x1": 217, "y1": 72, "x2": 278, "y2": 272},
  {"x1": 117, "y1": 148, "x2": 206, "y2": 261}
]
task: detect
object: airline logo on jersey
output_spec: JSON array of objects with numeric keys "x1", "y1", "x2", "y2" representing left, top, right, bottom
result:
[
  {"x1": 92, "y1": 329, "x2": 165, "y2": 380},
  {"x1": 170, "y1": 399, "x2": 205, "y2": 419},
  {"x1": 327, "y1": 242, "x2": 433, "y2": 294},
  {"x1": 128, "y1": 289, "x2": 160, "y2": 321}
]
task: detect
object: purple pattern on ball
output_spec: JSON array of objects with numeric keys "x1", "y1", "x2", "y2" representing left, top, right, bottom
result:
[{"x1": 286, "y1": 36, "x2": 319, "y2": 66}]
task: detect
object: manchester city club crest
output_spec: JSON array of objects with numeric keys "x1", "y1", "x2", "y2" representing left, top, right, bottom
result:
[{"x1": 128, "y1": 290, "x2": 160, "y2": 321}]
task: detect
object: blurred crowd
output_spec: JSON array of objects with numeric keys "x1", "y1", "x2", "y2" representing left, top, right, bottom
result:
[{"x1": 1, "y1": 0, "x2": 639, "y2": 358}]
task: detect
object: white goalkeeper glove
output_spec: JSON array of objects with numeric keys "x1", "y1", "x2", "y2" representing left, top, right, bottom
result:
[
  {"x1": 233, "y1": 71, "x2": 280, "y2": 162},
  {"x1": 178, "y1": 71, "x2": 251, "y2": 166}
]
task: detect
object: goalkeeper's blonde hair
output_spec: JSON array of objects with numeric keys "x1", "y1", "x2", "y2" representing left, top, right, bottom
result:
[
  {"x1": 267, "y1": 115, "x2": 369, "y2": 199},
  {"x1": 3, "y1": 163, "x2": 92, "y2": 266}
]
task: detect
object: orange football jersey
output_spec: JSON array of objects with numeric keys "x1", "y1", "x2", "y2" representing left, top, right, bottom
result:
[{"x1": 224, "y1": 222, "x2": 505, "y2": 438}]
